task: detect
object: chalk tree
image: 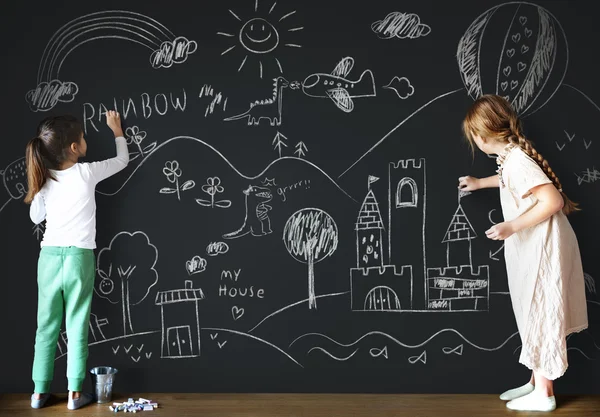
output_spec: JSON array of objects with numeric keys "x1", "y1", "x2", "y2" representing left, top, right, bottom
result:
[
  {"x1": 283, "y1": 208, "x2": 339, "y2": 309},
  {"x1": 95, "y1": 231, "x2": 159, "y2": 335}
]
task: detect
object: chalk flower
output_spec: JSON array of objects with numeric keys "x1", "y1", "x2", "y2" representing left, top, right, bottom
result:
[
  {"x1": 125, "y1": 126, "x2": 147, "y2": 145},
  {"x1": 202, "y1": 177, "x2": 224, "y2": 196},
  {"x1": 163, "y1": 161, "x2": 182, "y2": 183}
]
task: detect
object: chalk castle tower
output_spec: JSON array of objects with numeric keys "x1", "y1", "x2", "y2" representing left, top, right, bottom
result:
[
  {"x1": 388, "y1": 158, "x2": 426, "y2": 310},
  {"x1": 426, "y1": 191, "x2": 490, "y2": 311},
  {"x1": 350, "y1": 183, "x2": 412, "y2": 311}
]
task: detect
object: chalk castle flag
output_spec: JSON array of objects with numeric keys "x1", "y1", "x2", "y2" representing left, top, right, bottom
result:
[
  {"x1": 458, "y1": 188, "x2": 472, "y2": 201},
  {"x1": 368, "y1": 175, "x2": 380, "y2": 189}
]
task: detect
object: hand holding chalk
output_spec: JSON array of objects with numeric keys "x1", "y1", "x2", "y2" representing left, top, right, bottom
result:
[
  {"x1": 458, "y1": 175, "x2": 480, "y2": 192},
  {"x1": 106, "y1": 110, "x2": 124, "y2": 138},
  {"x1": 485, "y1": 221, "x2": 515, "y2": 240}
]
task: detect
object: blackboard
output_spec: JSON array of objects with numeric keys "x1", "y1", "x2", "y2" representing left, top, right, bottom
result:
[{"x1": 1, "y1": 0, "x2": 598, "y2": 394}]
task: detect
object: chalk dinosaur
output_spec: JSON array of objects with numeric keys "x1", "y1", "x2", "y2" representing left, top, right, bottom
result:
[
  {"x1": 223, "y1": 185, "x2": 273, "y2": 239},
  {"x1": 223, "y1": 77, "x2": 290, "y2": 126}
]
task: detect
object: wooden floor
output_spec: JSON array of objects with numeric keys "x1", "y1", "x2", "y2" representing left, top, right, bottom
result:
[{"x1": 1, "y1": 393, "x2": 599, "y2": 416}]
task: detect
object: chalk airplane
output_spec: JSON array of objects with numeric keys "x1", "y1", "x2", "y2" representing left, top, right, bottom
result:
[{"x1": 299, "y1": 57, "x2": 376, "y2": 113}]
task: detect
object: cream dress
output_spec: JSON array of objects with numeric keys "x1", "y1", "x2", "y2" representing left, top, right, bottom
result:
[{"x1": 497, "y1": 144, "x2": 588, "y2": 380}]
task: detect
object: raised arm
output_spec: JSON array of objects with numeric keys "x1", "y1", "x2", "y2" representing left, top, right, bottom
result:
[{"x1": 86, "y1": 111, "x2": 130, "y2": 183}]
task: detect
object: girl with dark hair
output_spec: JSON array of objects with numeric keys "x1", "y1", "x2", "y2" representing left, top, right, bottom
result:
[{"x1": 25, "y1": 110, "x2": 129, "y2": 410}]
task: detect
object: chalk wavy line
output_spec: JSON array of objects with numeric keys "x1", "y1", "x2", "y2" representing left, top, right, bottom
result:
[
  {"x1": 591, "y1": 332, "x2": 600, "y2": 351},
  {"x1": 338, "y1": 88, "x2": 464, "y2": 178},
  {"x1": 567, "y1": 330, "x2": 600, "y2": 350},
  {"x1": 289, "y1": 329, "x2": 520, "y2": 352},
  {"x1": 96, "y1": 136, "x2": 358, "y2": 202},
  {"x1": 307, "y1": 346, "x2": 358, "y2": 361},
  {"x1": 203, "y1": 327, "x2": 303, "y2": 368},
  {"x1": 248, "y1": 291, "x2": 349, "y2": 333},
  {"x1": 570, "y1": 329, "x2": 600, "y2": 351},
  {"x1": 567, "y1": 347, "x2": 596, "y2": 361},
  {"x1": 514, "y1": 330, "x2": 600, "y2": 356}
]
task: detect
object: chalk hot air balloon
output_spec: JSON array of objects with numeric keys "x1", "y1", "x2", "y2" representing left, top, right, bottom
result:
[{"x1": 457, "y1": 2, "x2": 568, "y2": 116}]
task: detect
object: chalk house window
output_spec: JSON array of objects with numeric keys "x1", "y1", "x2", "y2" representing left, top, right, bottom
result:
[{"x1": 396, "y1": 177, "x2": 418, "y2": 208}]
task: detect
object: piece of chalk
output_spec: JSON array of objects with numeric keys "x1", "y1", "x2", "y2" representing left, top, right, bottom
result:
[
  {"x1": 139, "y1": 397, "x2": 151, "y2": 403},
  {"x1": 143, "y1": 404, "x2": 153, "y2": 411}
]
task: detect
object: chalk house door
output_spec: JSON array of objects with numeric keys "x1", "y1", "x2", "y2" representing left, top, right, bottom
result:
[
  {"x1": 167, "y1": 325, "x2": 193, "y2": 357},
  {"x1": 364, "y1": 286, "x2": 401, "y2": 311}
]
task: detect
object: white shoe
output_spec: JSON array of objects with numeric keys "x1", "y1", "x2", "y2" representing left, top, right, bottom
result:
[
  {"x1": 499, "y1": 382, "x2": 535, "y2": 400},
  {"x1": 506, "y1": 389, "x2": 556, "y2": 412},
  {"x1": 31, "y1": 393, "x2": 51, "y2": 409},
  {"x1": 67, "y1": 392, "x2": 94, "y2": 410}
]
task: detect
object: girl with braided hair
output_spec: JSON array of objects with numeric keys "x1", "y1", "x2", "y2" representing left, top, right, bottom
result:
[{"x1": 459, "y1": 95, "x2": 588, "y2": 412}]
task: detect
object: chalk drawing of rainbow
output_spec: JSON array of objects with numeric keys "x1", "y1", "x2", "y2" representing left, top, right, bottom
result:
[{"x1": 26, "y1": 10, "x2": 197, "y2": 112}]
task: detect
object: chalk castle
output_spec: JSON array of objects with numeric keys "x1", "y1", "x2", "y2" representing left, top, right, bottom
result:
[{"x1": 350, "y1": 159, "x2": 489, "y2": 312}]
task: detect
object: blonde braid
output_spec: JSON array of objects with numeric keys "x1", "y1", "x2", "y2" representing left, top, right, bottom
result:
[{"x1": 508, "y1": 118, "x2": 580, "y2": 215}]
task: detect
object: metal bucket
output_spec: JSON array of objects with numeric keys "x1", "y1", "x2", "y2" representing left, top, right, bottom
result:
[{"x1": 89, "y1": 366, "x2": 118, "y2": 403}]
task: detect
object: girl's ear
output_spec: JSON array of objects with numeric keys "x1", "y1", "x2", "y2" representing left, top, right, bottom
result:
[{"x1": 69, "y1": 141, "x2": 79, "y2": 154}]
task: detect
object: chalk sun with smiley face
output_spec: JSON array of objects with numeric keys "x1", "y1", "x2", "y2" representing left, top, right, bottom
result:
[{"x1": 218, "y1": 0, "x2": 303, "y2": 78}]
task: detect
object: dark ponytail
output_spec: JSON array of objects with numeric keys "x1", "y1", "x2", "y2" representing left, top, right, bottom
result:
[
  {"x1": 23, "y1": 115, "x2": 83, "y2": 204},
  {"x1": 24, "y1": 137, "x2": 53, "y2": 203}
]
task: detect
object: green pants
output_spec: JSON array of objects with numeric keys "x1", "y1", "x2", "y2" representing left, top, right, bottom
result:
[{"x1": 32, "y1": 246, "x2": 95, "y2": 393}]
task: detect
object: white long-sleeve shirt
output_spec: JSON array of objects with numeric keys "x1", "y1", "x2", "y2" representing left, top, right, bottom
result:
[{"x1": 30, "y1": 136, "x2": 129, "y2": 249}]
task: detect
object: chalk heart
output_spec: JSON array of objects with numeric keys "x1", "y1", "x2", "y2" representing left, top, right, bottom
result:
[
  {"x1": 231, "y1": 306, "x2": 244, "y2": 321},
  {"x1": 506, "y1": 48, "x2": 515, "y2": 58}
]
